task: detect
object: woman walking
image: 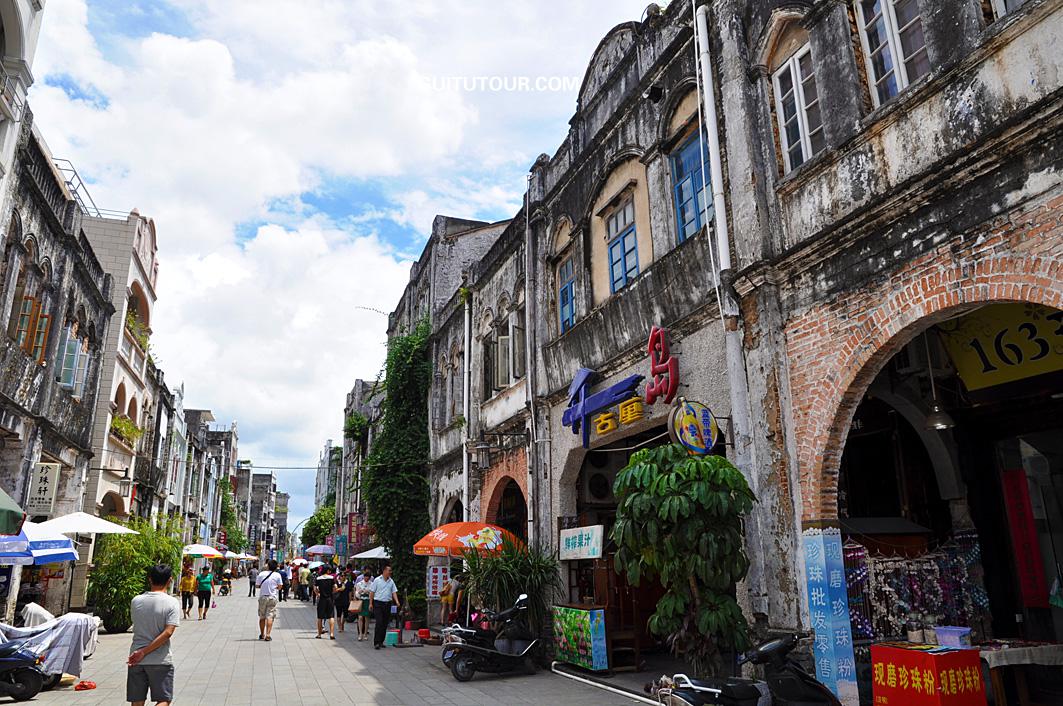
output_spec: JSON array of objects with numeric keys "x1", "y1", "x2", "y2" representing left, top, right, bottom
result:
[
  {"x1": 334, "y1": 565, "x2": 352, "y2": 634},
  {"x1": 353, "y1": 568, "x2": 373, "y2": 641},
  {"x1": 196, "y1": 565, "x2": 215, "y2": 620},
  {"x1": 179, "y1": 566, "x2": 196, "y2": 619},
  {"x1": 313, "y1": 565, "x2": 337, "y2": 639}
]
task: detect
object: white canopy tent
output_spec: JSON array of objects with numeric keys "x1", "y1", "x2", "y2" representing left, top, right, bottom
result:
[{"x1": 351, "y1": 546, "x2": 389, "y2": 560}]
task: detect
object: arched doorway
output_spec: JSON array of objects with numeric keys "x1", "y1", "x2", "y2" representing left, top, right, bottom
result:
[
  {"x1": 100, "y1": 491, "x2": 125, "y2": 518},
  {"x1": 441, "y1": 496, "x2": 464, "y2": 525},
  {"x1": 492, "y1": 479, "x2": 527, "y2": 541},
  {"x1": 806, "y1": 300, "x2": 1063, "y2": 701}
]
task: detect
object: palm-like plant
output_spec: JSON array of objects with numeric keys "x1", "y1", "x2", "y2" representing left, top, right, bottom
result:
[{"x1": 461, "y1": 537, "x2": 562, "y2": 636}]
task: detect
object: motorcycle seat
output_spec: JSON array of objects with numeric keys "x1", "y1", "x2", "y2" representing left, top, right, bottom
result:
[
  {"x1": 676, "y1": 675, "x2": 769, "y2": 701},
  {"x1": 0, "y1": 641, "x2": 27, "y2": 658}
]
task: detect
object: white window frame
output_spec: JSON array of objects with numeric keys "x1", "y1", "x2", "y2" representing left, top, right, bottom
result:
[
  {"x1": 771, "y1": 44, "x2": 822, "y2": 173},
  {"x1": 855, "y1": 0, "x2": 929, "y2": 108},
  {"x1": 991, "y1": 0, "x2": 1027, "y2": 18}
]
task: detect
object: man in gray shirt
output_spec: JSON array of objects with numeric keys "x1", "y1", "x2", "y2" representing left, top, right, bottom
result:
[{"x1": 127, "y1": 565, "x2": 181, "y2": 706}]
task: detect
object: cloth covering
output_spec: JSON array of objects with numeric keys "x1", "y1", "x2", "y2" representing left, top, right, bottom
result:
[
  {"x1": 0, "y1": 612, "x2": 100, "y2": 677},
  {"x1": 980, "y1": 643, "x2": 1063, "y2": 670},
  {"x1": 20, "y1": 602, "x2": 54, "y2": 627}
]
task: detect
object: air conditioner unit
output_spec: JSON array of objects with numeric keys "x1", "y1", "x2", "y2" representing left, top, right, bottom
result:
[{"x1": 581, "y1": 452, "x2": 621, "y2": 506}]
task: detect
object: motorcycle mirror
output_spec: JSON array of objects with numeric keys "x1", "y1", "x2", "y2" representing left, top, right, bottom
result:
[{"x1": 518, "y1": 593, "x2": 528, "y2": 602}]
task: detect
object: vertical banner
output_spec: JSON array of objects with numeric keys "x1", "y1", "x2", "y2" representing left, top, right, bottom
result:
[
  {"x1": 426, "y1": 564, "x2": 449, "y2": 599},
  {"x1": 1000, "y1": 466, "x2": 1049, "y2": 608},
  {"x1": 803, "y1": 527, "x2": 859, "y2": 706}
]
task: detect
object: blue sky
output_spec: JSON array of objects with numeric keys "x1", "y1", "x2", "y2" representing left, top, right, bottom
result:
[{"x1": 30, "y1": 0, "x2": 653, "y2": 532}]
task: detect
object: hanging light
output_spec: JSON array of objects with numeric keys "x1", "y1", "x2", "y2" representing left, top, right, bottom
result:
[
  {"x1": 922, "y1": 331, "x2": 955, "y2": 430},
  {"x1": 118, "y1": 466, "x2": 133, "y2": 497}
]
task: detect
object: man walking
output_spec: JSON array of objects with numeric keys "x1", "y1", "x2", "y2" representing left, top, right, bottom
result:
[
  {"x1": 298, "y1": 563, "x2": 311, "y2": 601},
  {"x1": 255, "y1": 559, "x2": 284, "y2": 641},
  {"x1": 127, "y1": 565, "x2": 180, "y2": 706},
  {"x1": 369, "y1": 564, "x2": 400, "y2": 649},
  {"x1": 247, "y1": 563, "x2": 258, "y2": 597}
]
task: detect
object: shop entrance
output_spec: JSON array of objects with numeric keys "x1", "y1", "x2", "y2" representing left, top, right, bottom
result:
[
  {"x1": 492, "y1": 479, "x2": 527, "y2": 541},
  {"x1": 834, "y1": 302, "x2": 1063, "y2": 702}
]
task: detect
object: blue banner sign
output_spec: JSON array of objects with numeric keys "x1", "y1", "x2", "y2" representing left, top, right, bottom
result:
[
  {"x1": 802, "y1": 527, "x2": 858, "y2": 706},
  {"x1": 561, "y1": 368, "x2": 644, "y2": 448}
]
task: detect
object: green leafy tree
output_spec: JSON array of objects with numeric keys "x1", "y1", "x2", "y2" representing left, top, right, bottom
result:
[
  {"x1": 88, "y1": 516, "x2": 183, "y2": 633},
  {"x1": 363, "y1": 319, "x2": 432, "y2": 590},
  {"x1": 611, "y1": 444, "x2": 755, "y2": 676},
  {"x1": 219, "y1": 491, "x2": 247, "y2": 553},
  {"x1": 301, "y1": 505, "x2": 336, "y2": 547}
]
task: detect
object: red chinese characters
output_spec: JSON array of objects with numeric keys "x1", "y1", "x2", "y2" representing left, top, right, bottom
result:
[{"x1": 645, "y1": 326, "x2": 679, "y2": 405}]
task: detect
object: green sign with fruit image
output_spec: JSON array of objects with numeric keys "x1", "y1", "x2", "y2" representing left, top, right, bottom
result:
[{"x1": 552, "y1": 605, "x2": 607, "y2": 670}]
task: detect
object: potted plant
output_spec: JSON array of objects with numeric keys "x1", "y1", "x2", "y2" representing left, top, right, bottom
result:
[{"x1": 404, "y1": 588, "x2": 428, "y2": 629}]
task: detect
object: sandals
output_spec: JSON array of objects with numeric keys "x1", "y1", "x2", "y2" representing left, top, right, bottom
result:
[
  {"x1": 265, "y1": 636, "x2": 272, "y2": 641},
  {"x1": 315, "y1": 634, "x2": 322, "y2": 639},
  {"x1": 330, "y1": 635, "x2": 335, "y2": 640},
  {"x1": 258, "y1": 634, "x2": 264, "y2": 640}
]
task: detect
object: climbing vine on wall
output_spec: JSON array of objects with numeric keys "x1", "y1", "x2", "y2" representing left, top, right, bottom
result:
[{"x1": 363, "y1": 319, "x2": 432, "y2": 591}]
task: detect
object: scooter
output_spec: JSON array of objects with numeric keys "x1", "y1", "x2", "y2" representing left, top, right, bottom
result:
[
  {"x1": 441, "y1": 608, "x2": 499, "y2": 668},
  {"x1": 648, "y1": 632, "x2": 842, "y2": 706},
  {"x1": 445, "y1": 594, "x2": 539, "y2": 682},
  {"x1": 0, "y1": 640, "x2": 45, "y2": 701},
  {"x1": 219, "y1": 577, "x2": 232, "y2": 596}
]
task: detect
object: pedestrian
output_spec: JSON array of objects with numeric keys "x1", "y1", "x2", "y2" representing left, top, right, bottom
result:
[
  {"x1": 127, "y1": 564, "x2": 180, "y2": 706},
  {"x1": 370, "y1": 563, "x2": 400, "y2": 649},
  {"x1": 334, "y1": 564, "x2": 352, "y2": 634},
  {"x1": 439, "y1": 572, "x2": 462, "y2": 625},
  {"x1": 279, "y1": 562, "x2": 290, "y2": 602},
  {"x1": 314, "y1": 565, "x2": 337, "y2": 640},
  {"x1": 196, "y1": 565, "x2": 215, "y2": 620},
  {"x1": 247, "y1": 563, "x2": 258, "y2": 597},
  {"x1": 178, "y1": 567, "x2": 196, "y2": 620},
  {"x1": 353, "y1": 567, "x2": 373, "y2": 641},
  {"x1": 298, "y1": 563, "x2": 311, "y2": 601},
  {"x1": 255, "y1": 559, "x2": 284, "y2": 641}
]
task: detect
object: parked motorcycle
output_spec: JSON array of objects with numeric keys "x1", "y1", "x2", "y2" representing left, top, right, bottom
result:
[
  {"x1": 647, "y1": 632, "x2": 842, "y2": 706},
  {"x1": 0, "y1": 611, "x2": 101, "y2": 691},
  {"x1": 444, "y1": 594, "x2": 539, "y2": 682},
  {"x1": 0, "y1": 640, "x2": 45, "y2": 701}
]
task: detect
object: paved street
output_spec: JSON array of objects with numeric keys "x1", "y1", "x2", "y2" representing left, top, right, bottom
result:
[{"x1": 34, "y1": 578, "x2": 632, "y2": 705}]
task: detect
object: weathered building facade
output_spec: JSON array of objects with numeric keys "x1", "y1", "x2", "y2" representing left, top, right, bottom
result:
[
  {"x1": 0, "y1": 117, "x2": 114, "y2": 617},
  {"x1": 339, "y1": 378, "x2": 382, "y2": 558}
]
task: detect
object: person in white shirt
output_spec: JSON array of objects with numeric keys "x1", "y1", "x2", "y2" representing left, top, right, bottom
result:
[
  {"x1": 255, "y1": 559, "x2": 284, "y2": 641},
  {"x1": 369, "y1": 564, "x2": 400, "y2": 649},
  {"x1": 353, "y1": 569, "x2": 373, "y2": 641}
]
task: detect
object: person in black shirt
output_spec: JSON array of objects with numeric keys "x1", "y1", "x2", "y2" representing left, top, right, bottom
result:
[
  {"x1": 334, "y1": 564, "x2": 353, "y2": 634},
  {"x1": 313, "y1": 566, "x2": 337, "y2": 639}
]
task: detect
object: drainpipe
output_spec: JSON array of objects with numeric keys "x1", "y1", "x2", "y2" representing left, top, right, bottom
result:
[
  {"x1": 524, "y1": 179, "x2": 537, "y2": 545},
  {"x1": 695, "y1": 3, "x2": 732, "y2": 279},
  {"x1": 462, "y1": 286, "x2": 472, "y2": 521}
]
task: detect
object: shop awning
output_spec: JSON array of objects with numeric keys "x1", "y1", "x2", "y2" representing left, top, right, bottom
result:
[{"x1": 351, "y1": 546, "x2": 389, "y2": 560}]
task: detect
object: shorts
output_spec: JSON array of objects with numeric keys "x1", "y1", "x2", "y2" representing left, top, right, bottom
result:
[
  {"x1": 181, "y1": 591, "x2": 194, "y2": 611},
  {"x1": 317, "y1": 598, "x2": 335, "y2": 620},
  {"x1": 127, "y1": 663, "x2": 174, "y2": 702},
  {"x1": 197, "y1": 589, "x2": 211, "y2": 608},
  {"x1": 441, "y1": 594, "x2": 454, "y2": 606},
  {"x1": 258, "y1": 595, "x2": 278, "y2": 619}
]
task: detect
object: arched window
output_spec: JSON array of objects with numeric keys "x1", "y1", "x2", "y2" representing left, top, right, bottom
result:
[
  {"x1": 665, "y1": 90, "x2": 713, "y2": 242},
  {"x1": 766, "y1": 20, "x2": 825, "y2": 173},
  {"x1": 114, "y1": 383, "x2": 127, "y2": 413},
  {"x1": 589, "y1": 158, "x2": 652, "y2": 305},
  {"x1": 127, "y1": 396, "x2": 138, "y2": 424},
  {"x1": 8, "y1": 238, "x2": 51, "y2": 363},
  {"x1": 56, "y1": 315, "x2": 93, "y2": 398}
]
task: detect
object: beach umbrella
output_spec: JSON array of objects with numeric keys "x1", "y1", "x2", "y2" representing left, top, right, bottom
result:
[
  {"x1": 351, "y1": 546, "x2": 389, "y2": 560},
  {"x1": 0, "y1": 487, "x2": 25, "y2": 536},
  {"x1": 36, "y1": 511, "x2": 138, "y2": 536},
  {"x1": 305, "y1": 544, "x2": 334, "y2": 555},
  {"x1": 413, "y1": 522, "x2": 521, "y2": 558},
  {"x1": 223, "y1": 551, "x2": 239, "y2": 559},
  {"x1": 307, "y1": 561, "x2": 324, "y2": 570},
  {"x1": 183, "y1": 543, "x2": 223, "y2": 559},
  {"x1": 0, "y1": 521, "x2": 78, "y2": 565}
]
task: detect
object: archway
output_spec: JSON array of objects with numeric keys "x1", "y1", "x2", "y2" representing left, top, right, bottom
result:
[
  {"x1": 100, "y1": 491, "x2": 125, "y2": 518},
  {"x1": 489, "y1": 479, "x2": 526, "y2": 541},
  {"x1": 440, "y1": 496, "x2": 464, "y2": 525}
]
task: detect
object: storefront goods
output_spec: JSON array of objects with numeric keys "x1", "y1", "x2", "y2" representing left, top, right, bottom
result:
[
  {"x1": 552, "y1": 605, "x2": 607, "y2": 670},
  {"x1": 870, "y1": 643, "x2": 986, "y2": 706}
]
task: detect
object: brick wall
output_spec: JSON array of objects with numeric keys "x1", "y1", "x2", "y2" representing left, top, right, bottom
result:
[
  {"x1": 480, "y1": 447, "x2": 527, "y2": 524},
  {"x1": 786, "y1": 187, "x2": 1063, "y2": 523}
]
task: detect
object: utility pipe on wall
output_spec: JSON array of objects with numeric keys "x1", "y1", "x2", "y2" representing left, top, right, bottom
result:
[
  {"x1": 462, "y1": 287, "x2": 472, "y2": 521},
  {"x1": 524, "y1": 178, "x2": 537, "y2": 545}
]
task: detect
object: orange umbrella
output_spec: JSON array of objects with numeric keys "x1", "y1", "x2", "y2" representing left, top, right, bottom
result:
[{"x1": 413, "y1": 522, "x2": 520, "y2": 558}]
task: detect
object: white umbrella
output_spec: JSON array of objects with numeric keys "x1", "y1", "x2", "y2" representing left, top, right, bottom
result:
[
  {"x1": 351, "y1": 546, "x2": 389, "y2": 560},
  {"x1": 224, "y1": 551, "x2": 239, "y2": 559},
  {"x1": 0, "y1": 522, "x2": 78, "y2": 565},
  {"x1": 306, "y1": 544, "x2": 334, "y2": 555},
  {"x1": 36, "y1": 512, "x2": 139, "y2": 535},
  {"x1": 307, "y1": 561, "x2": 324, "y2": 569},
  {"x1": 290, "y1": 558, "x2": 308, "y2": 565},
  {"x1": 183, "y1": 543, "x2": 223, "y2": 558}
]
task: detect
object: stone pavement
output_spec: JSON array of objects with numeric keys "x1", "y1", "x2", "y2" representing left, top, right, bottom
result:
[{"x1": 35, "y1": 577, "x2": 634, "y2": 705}]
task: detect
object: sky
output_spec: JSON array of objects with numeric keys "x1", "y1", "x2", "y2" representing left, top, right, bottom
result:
[{"x1": 30, "y1": 0, "x2": 652, "y2": 534}]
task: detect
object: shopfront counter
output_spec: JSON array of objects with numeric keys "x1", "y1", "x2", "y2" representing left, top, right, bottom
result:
[{"x1": 552, "y1": 604, "x2": 608, "y2": 671}]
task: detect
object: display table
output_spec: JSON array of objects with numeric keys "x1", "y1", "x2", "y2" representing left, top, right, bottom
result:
[
  {"x1": 871, "y1": 643, "x2": 987, "y2": 706},
  {"x1": 978, "y1": 640, "x2": 1063, "y2": 706},
  {"x1": 552, "y1": 604, "x2": 607, "y2": 671}
]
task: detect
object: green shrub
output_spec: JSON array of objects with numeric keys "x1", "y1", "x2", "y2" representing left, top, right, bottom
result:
[
  {"x1": 88, "y1": 516, "x2": 183, "y2": 633},
  {"x1": 461, "y1": 537, "x2": 562, "y2": 636}
]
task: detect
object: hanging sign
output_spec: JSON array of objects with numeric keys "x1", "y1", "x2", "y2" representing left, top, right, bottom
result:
[
  {"x1": 668, "y1": 399, "x2": 720, "y2": 455},
  {"x1": 335, "y1": 535, "x2": 347, "y2": 560},
  {"x1": 1000, "y1": 466, "x2": 1048, "y2": 608},
  {"x1": 559, "y1": 525, "x2": 604, "y2": 560},
  {"x1": 26, "y1": 463, "x2": 60, "y2": 516},
  {"x1": 937, "y1": 303, "x2": 1063, "y2": 392},
  {"x1": 803, "y1": 527, "x2": 859, "y2": 706}
]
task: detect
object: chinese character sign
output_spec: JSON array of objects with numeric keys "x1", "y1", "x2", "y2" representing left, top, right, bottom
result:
[
  {"x1": 645, "y1": 326, "x2": 679, "y2": 405},
  {"x1": 426, "y1": 564, "x2": 449, "y2": 599},
  {"x1": 803, "y1": 528, "x2": 858, "y2": 706},
  {"x1": 559, "y1": 525, "x2": 604, "y2": 560},
  {"x1": 336, "y1": 536, "x2": 347, "y2": 560},
  {"x1": 326, "y1": 534, "x2": 335, "y2": 547},
  {"x1": 26, "y1": 463, "x2": 60, "y2": 516},
  {"x1": 871, "y1": 643, "x2": 985, "y2": 706}
]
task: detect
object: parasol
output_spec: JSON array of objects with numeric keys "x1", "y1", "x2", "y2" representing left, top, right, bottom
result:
[
  {"x1": 0, "y1": 522, "x2": 78, "y2": 565},
  {"x1": 182, "y1": 543, "x2": 223, "y2": 559},
  {"x1": 305, "y1": 544, "x2": 334, "y2": 555},
  {"x1": 351, "y1": 546, "x2": 389, "y2": 560},
  {"x1": 413, "y1": 522, "x2": 520, "y2": 558},
  {"x1": 36, "y1": 512, "x2": 138, "y2": 536}
]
